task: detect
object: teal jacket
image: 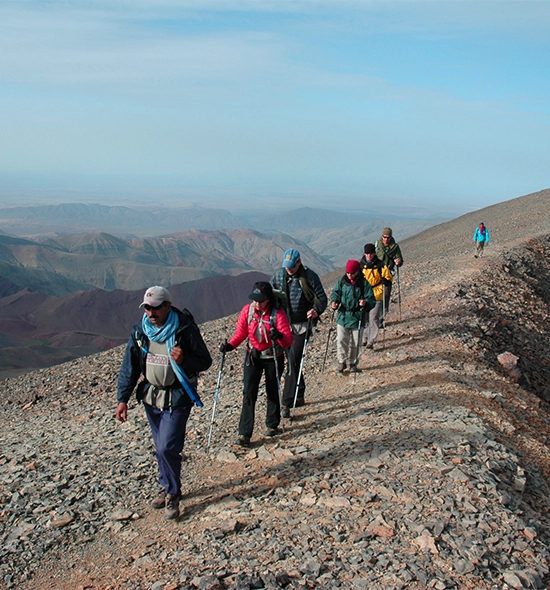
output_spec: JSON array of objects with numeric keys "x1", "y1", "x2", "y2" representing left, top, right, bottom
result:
[
  {"x1": 473, "y1": 226, "x2": 490, "y2": 243},
  {"x1": 331, "y1": 274, "x2": 376, "y2": 329}
]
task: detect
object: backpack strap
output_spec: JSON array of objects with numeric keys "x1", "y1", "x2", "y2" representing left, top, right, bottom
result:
[
  {"x1": 270, "y1": 307, "x2": 277, "y2": 328},
  {"x1": 246, "y1": 303, "x2": 282, "y2": 358}
]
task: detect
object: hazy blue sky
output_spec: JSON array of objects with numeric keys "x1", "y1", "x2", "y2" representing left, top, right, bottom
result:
[{"x1": 1, "y1": 1, "x2": 548, "y2": 215}]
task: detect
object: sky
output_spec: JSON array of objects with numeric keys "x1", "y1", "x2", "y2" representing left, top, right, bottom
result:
[{"x1": 0, "y1": 0, "x2": 549, "y2": 216}]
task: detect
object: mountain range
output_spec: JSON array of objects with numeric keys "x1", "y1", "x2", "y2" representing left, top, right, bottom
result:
[
  {"x1": 0, "y1": 228, "x2": 333, "y2": 295},
  {"x1": 0, "y1": 190, "x2": 547, "y2": 379},
  {"x1": 0, "y1": 202, "x2": 447, "y2": 265}
]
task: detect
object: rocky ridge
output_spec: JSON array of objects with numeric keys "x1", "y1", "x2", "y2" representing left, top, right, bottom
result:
[{"x1": 2, "y1": 228, "x2": 550, "y2": 589}]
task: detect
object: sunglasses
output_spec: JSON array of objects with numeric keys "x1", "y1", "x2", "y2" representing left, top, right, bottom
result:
[{"x1": 143, "y1": 302, "x2": 166, "y2": 312}]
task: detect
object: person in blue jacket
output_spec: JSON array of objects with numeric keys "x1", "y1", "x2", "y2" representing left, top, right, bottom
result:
[
  {"x1": 115, "y1": 286, "x2": 212, "y2": 520},
  {"x1": 473, "y1": 222, "x2": 490, "y2": 258}
]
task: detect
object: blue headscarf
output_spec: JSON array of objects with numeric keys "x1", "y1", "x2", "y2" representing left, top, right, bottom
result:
[{"x1": 141, "y1": 309, "x2": 203, "y2": 408}]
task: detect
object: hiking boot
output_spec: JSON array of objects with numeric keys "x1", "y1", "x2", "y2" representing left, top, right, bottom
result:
[
  {"x1": 235, "y1": 435, "x2": 251, "y2": 447},
  {"x1": 282, "y1": 406, "x2": 290, "y2": 418},
  {"x1": 365, "y1": 342, "x2": 374, "y2": 350},
  {"x1": 151, "y1": 488, "x2": 166, "y2": 510},
  {"x1": 337, "y1": 362, "x2": 346, "y2": 373},
  {"x1": 265, "y1": 427, "x2": 282, "y2": 437},
  {"x1": 164, "y1": 494, "x2": 180, "y2": 520}
]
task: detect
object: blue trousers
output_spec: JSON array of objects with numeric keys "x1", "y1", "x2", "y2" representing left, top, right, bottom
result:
[{"x1": 143, "y1": 403, "x2": 192, "y2": 496}]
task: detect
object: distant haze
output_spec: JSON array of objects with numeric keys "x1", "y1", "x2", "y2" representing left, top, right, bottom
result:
[{"x1": 1, "y1": 2, "x2": 549, "y2": 214}]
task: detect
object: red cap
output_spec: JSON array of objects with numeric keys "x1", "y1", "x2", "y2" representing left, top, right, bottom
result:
[{"x1": 346, "y1": 260, "x2": 360, "y2": 273}]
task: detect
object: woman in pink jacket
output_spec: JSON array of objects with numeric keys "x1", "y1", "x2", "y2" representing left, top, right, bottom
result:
[{"x1": 220, "y1": 281, "x2": 293, "y2": 447}]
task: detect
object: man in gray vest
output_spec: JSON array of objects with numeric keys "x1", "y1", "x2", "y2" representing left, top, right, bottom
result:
[
  {"x1": 271, "y1": 249, "x2": 327, "y2": 417},
  {"x1": 116, "y1": 286, "x2": 212, "y2": 520}
]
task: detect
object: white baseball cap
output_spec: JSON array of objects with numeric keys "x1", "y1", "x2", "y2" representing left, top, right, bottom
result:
[{"x1": 139, "y1": 286, "x2": 171, "y2": 308}]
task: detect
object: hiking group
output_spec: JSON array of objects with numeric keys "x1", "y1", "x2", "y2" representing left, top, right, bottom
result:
[{"x1": 115, "y1": 229, "x2": 404, "y2": 519}]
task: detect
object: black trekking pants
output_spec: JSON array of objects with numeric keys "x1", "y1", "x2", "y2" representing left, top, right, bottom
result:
[{"x1": 238, "y1": 353, "x2": 284, "y2": 438}]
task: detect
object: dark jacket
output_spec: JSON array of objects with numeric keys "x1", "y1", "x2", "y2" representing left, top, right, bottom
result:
[
  {"x1": 271, "y1": 265, "x2": 328, "y2": 323},
  {"x1": 375, "y1": 237, "x2": 404, "y2": 271},
  {"x1": 331, "y1": 274, "x2": 376, "y2": 329},
  {"x1": 117, "y1": 307, "x2": 212, "y2": 408}
]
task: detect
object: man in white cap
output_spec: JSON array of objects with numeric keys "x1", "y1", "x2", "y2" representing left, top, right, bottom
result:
[
  {"x1": 271, "y1": 249, "x2": 327, "y2": 416},
  {"x1": 115, "y1": 286, "x2": 212, "y2": 520}
]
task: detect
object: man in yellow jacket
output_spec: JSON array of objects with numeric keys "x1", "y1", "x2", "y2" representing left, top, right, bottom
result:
[{"x1": 359, "y1": 243, "x2": 393, "y2": 350}]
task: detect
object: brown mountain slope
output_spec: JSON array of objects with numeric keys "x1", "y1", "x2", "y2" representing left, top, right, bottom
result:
[
  {"x1": 403, "y1": 188, "x2": 550, "y2": 263},
  {"x1": 0, "y1": 271, "x2": 269, "y2": 379},
  {"x1": 2, "y1": 228, "x2": 334, "y2": 293},
  {"x1": 324, "y1": 188, "x2": 550, "y2": 286}
]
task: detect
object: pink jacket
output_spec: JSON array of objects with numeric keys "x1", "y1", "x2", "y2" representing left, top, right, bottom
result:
[{"x1": 228, "y1": 303, "x2": 293, "y2": 353}]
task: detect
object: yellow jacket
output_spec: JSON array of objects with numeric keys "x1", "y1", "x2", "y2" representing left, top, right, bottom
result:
[{"x1": 361, "y1": 263, "x2": 393, "y2": 301}]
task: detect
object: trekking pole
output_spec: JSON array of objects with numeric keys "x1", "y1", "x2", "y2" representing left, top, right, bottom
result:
[
  {"x1": 291, "y1": 319, "x2": 312, "y2": 419},
  {"x1": 397, "y1": 266, "x2": 402, "y2": 322},
  {"x1": 353, "y1": 313, "x2": 363, "y2": 381},
  {"x1": 382, "y1": 286, "x2": 386, "y2": 350},
  {"x1": 272, "y1": 343, "x2": 285, "y2": 432},
  {"x1": 207, "y1": 345, "x2": 226, "y2": 449},
  {"x1": 322, "y1": 309, "x2": 336, "y2": 372}
]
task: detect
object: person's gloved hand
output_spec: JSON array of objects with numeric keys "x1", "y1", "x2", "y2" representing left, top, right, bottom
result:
[
  {"x1": 382, "y1": 278, "x2": 392, "y2": 286},
  {"x1": 270, "y1": 327, "x2": 283, "y2": 342},
  {"x1": 219, "y1": 342, "x2": 234, "y2": 353}
]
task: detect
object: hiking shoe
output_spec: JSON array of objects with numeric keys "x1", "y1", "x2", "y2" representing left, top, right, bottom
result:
[
  {"x1": 164, "y1": 494, "x2": 180, "y2": 520},
  {"x1": 349, "y1": 365, "x2": 360, "y2": 373},
  {"x1": 235, "y1": 435, "x2": 251, "y2": 447},
  {"x1": 265, "y1": 427, "x2": 282, "y2": 437},
  {"x1": 282, "y1": 406, "x2": 290, "y2": 418},
  {"x1": 151, "y1": 488, "x2": 166, "y2": 510},
  {"x1": 337, "y1": 362, "x2": 346, "y2": 373},
  {"x1": 365, "y1": 342, "x2": 374, "y2": 350}
]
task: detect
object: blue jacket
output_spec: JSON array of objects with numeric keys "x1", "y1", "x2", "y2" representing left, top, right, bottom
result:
[
  {"x1": 473, "y1": 226, "x2": 490, "y2": 243},
  {"x1": 117, "y1": 307, "x2": 212, "y2": 408}
]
